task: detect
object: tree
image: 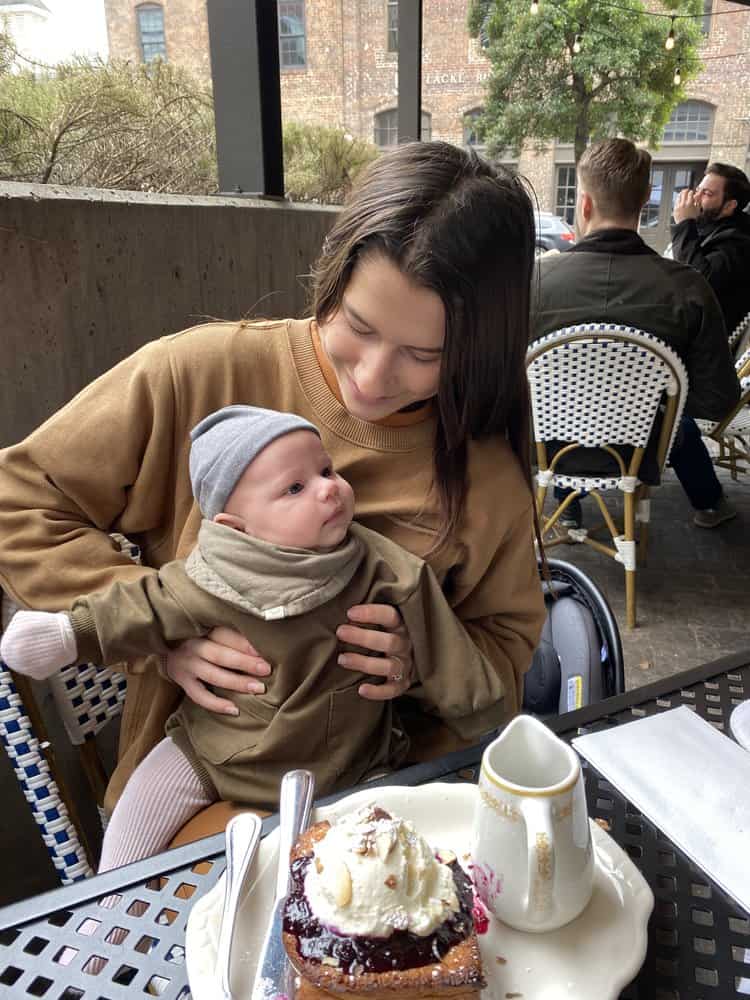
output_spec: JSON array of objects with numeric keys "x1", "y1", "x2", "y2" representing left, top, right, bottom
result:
[
  {"x1": 283, "y1": 122, "x2": 378, "y2": 204},
  {"x1": 0, "y1": 53, "x2": 218, "y2": 192},
  {"x1": 468, "y1": 0, "x2": 703, "y2": 164}
]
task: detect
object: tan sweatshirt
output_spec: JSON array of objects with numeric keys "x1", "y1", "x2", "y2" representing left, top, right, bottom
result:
[
  {"x1": 0, "y1": 318, "x2": 545, "y2": 811},
  {"x1": 69, "y1": 521, "x2": 515, "y2": 809}
]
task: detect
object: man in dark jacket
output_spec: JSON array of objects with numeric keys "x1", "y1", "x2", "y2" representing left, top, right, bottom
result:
[
  {"x1": 532, "y1": 138, "x2": 740, "y2": 529},
  {"x1": 672, "y1": 163, "x2": 750, "y2": 338}
]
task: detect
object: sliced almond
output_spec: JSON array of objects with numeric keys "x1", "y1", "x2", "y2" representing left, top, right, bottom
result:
[
  {"x1": 331, "y1": 858, "x2": 352, "y2": 907},
  {"x1": 437, "y1": 848, "x2": 456, "y2": 864}
]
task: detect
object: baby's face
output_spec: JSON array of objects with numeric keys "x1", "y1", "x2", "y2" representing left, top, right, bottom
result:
[{"x1": 217, "y1": 431, "x2": 355, "y2": 549}]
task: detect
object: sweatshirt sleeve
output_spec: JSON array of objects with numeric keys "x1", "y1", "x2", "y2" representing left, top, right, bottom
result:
[
  {"x1": 69, "y1": 562, "x2": 210, "y2": 667},
  {"x1": 403, "y1": 501, "x2": 545, "y2": 741},
  {"x1": 0, "y1": 337, "x2": 178, "y2": 610}
]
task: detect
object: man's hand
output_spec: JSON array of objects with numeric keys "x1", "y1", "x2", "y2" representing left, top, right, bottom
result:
[{"x1": 673, "y1": 188, "x2": 700, "y2": 225}]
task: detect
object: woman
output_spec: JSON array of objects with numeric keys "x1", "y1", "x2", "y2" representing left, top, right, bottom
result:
[{"x1": 0, "y1": 141, "x2": 545, "y2": 820}]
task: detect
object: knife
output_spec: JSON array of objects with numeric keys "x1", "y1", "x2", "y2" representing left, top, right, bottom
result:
[
  {"x1": 218, "y1": 811, "x2": 263, "y2": 1000},
  {"x1": 251, "y1": 769, "x2": 316, "y2": 1000}
]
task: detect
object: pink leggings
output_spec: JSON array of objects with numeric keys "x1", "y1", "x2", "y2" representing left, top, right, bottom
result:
[{"x1": 99, "y1": 736, "x2": 215, "y2": 872}]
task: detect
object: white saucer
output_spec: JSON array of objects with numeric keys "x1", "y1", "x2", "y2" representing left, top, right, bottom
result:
[
  {"x1": 730, "y1": 700, "x2": 750, "y2": 751},
  {"x1": 185, "y1": 783, "x2": 653, "y2": 1000}
]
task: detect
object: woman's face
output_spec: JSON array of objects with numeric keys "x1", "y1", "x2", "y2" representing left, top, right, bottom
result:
[{"x1": 318, "y1": 254, "x2": 446, "y2": 422}]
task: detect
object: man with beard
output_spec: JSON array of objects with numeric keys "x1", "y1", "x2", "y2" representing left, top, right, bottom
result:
[{"x1": 671, "y1": 164, "x2": 750, "y2": 340}]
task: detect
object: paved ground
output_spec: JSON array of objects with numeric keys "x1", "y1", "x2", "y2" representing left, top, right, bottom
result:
[
  {"x1": 1, "y1": 467, "x2": 747, "y2": 907},
  {"x1": 541, "y1": 466, "x2": 749, "y2": 688}
]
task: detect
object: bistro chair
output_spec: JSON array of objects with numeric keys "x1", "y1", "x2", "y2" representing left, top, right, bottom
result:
[
  {"x1": 527, "y1": 324, "x2": 688, "y2": 629},
  {"x1": 0, "y1": 534, "x2": 139, "y2": 883},
  {"x1": 696, "y1": 346, "x2": 750, "y2": 480},
  {"x1": 729, "y1": 310, "x2": 750, "y2": 358}
]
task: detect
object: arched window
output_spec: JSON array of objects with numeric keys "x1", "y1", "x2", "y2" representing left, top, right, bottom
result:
[
  {"x1": 373, "y1": 109, "x2": 432, "y2": 147},
  {"x1": 662, "y1": 101, "x2": 714, "y2": 144},
  {"x1": 463, "y1": 108, "x2": 484, "y2": 147},
  {"x1": 136, "y1": 3, "x2": 166, "y2": 63}
]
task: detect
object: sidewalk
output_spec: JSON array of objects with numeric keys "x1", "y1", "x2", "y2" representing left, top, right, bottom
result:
[{"x1": 543, "y1": 467, "x2": 749, "y2": 687}]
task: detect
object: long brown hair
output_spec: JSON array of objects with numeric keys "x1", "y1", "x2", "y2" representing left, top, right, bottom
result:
[{"x1": 311, "y1": 141, "x2": 537, "y2": 553}]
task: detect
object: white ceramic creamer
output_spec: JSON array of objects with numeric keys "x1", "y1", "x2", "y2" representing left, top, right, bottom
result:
[{"x1": 472, "y1": 714, "x2": 594, "y2": 932}]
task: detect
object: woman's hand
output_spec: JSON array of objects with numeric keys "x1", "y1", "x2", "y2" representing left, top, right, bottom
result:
[
  {"x1": 165, "y1": 626, "x2": 271, "y2": 715},
  {"x1": 336, "y1": 604, "x2": 414, "y2": 700}
]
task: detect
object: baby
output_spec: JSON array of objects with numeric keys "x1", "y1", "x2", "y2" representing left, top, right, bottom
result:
[{"x1": 2, "y1": 405, "x2": 505, "y2": 868}]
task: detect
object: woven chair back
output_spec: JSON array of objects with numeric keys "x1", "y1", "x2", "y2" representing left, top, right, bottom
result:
[
  {"x1": 527, "y1": 324, "x2": 688, "y2": 465},
  {"x1": 729, "y1": 311, "x2": 750, "y2": 357}
]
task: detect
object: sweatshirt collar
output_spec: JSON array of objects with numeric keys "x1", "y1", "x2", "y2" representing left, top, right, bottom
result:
[{"x1": 185, "y1": 519, "x2": 366, "y2": 619}]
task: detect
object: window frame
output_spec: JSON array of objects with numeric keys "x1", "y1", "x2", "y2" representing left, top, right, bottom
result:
[
  {"x1": 373, "y1": 108, "x2": 432, "y2": 147},
  {"x1": 661, "y1": 100, "x2": 714, "y2": 145},
  {"x1": 278, "y1": 0, "x2": 307, "y2": 70},
  {"x1": 387, "y1": 0, "x2": 398, "y2": 53},
  {"x1": 136, "y1": 2, "x2": 167, "y2": 64},
  {"x1": 555, "y1": 165, "x2": 577, "y2": 226},
  {"x1": 463, "y1": 107, "x2": 485, "y2": 149}
]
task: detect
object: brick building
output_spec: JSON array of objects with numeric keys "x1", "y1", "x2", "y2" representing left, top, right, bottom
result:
[{"x1": 104, "y1": 0, "x2": 750, "y2": 249}]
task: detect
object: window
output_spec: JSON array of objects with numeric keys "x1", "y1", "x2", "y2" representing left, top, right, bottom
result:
[
  {"x1": 463, "y1": 108, "x2": 484, "y2": 148},
  {"x1": 555, "y1": 166, "x2": 577, "y2": 225},
  {"x1": 374, "y1": 109, "x2": 432, "y2": 147},
  {"x1": 662, "y1": 101, "x2": 714, "y2": 144},
  {"x1": 137, "y1": 4, "x2": 166, "y2": 63},
  {"x1": 478, "y1": 9, "x2": 491, "y2": 48},
  {"x1": 387, "y1": 0, "x2": 398, "y2": 53},
  {"x1": 702, "y1": 0, "x2": 712, "y2": 36},
  {"x1": 639, "y1": 167, "x2": 664, "y2": 229},
  {"x1": 279, "y1": 1, "x2": 306, "y2": 69}
]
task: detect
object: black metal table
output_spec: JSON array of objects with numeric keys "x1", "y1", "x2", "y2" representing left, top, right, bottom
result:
[{"x1": 2, "y1": 649, "x2": 749, "y2": 1000}]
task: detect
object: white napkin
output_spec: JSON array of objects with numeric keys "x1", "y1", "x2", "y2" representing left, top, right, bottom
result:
[{"x1": 573, "y1": 705, "x2": 750, "y2": 914}]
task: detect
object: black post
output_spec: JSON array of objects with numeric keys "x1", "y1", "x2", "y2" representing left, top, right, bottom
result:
[
  {"x1": 206, "y1": 0, "x2": 285, "y2": 196},
  {"x1": 397, "y1": 0, "x2": 423, "y2": 143}
]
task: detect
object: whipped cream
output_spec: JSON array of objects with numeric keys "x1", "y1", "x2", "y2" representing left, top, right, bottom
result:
[{"x1": 303, "y1": 805, "x2": 458, "y2": 938}]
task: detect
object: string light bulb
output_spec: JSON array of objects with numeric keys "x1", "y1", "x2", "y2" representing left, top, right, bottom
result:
[
  {"x1": 530, "y1": 0, "x2": 539, "y2": 14},
  {"x1": 673, "y1": 65, "x2": 681, "y2": 85},
  {"x1": 573, "y1": 32, "x2": 583, "y2": 53},
  {"x1": 665, "y1": 18, "x2": 675, "y2": 50}
]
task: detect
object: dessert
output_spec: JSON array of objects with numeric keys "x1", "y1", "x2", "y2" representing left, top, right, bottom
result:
[{"x1": 282, "y1": 805, "x2": 485, "y2": 999}]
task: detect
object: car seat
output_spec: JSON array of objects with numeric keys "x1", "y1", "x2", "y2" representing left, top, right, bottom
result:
[{"x1": 523, "y1": 558, "x2": 625, "y2": 717}]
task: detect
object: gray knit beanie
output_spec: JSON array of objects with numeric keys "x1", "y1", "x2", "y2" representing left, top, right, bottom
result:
[{"x1": 189, "y1": 405, "x2": 320, "y2": 519}]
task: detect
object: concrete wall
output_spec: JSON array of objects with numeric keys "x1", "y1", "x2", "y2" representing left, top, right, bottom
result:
[{"x1": 0, "y1": 182, "x2": 338, "y2": 446}]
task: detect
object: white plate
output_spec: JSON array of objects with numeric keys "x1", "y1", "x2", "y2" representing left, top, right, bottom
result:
[{"x1": 185, "y1": 783, "x2": 654, "y2": 1000}]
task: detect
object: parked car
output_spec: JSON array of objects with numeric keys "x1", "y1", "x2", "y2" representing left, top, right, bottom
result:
[{"x1": 535, "y1": 212, "x2": 576, "y2": 254}]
